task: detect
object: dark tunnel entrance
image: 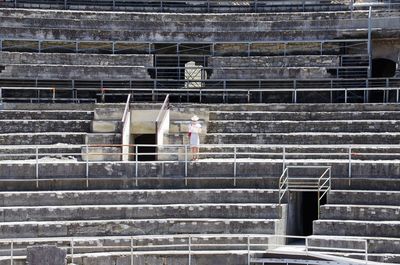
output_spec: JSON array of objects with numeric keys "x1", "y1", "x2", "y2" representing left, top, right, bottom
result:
[{"x1": 369, "y1": 58, "x2": 397, "y2": 102}]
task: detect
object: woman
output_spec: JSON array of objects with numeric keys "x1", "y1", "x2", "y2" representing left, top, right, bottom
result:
[{"x1": 188, "y1": 115, "x2": 202, "y2": 160}]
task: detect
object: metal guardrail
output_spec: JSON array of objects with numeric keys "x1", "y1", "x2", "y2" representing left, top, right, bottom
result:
[
  {"x1": 155, "y1": 94, "x2": 170, "y2": 144},
  {"x1": 0, "y1": 144, "x2": 399, "y2": 188},
  {"x1": 1, "y1": 0, "x2": 399, "y2": 13},
  {"x1": 0, "y1": 234, "x2": 383, "y2": 265},
  {"x1": 278, "y1": 165, "x2": 331, "y2": 219}
]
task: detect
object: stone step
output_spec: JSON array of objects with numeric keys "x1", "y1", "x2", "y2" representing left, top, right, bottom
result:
[
  {"x1": 0, "y1": 15, "x2": 368, "y2": 31},
  {"x1": 0, "y1": 145, "x2": 81, "y2": 160},
  {"x1": 0, "y1": 8, "x2": 364, "y2": 22},
  {"x1": 0, "y1": 132, "x2": 87, "y2": 145},
  {"x1": 0, "y1": 65, "x2": 151, "y2": 80},
  {"x1": 320, "y1": 205, "x2": 400, "y2": 221},
  {"x1": 0, "y1": 120, "x2": 91, "y2": 133},
  {"x1": 0, "y1": 203, "x2": 284, "y2": 222},
  {"x1": 206, "y1": 103, "x2": 400, "y2": 112},
  {"x1": 0, "y1": 235, "x2": 273, "y2": 256},
  {"x1": 207, "y1": 120, "x2": 400, "y2": 133},
  {"x1": 313, "y1": 220, "x2": 400, "y2": 238},
  {"x1": 0, "y1": 51, "x2": 153, "y2": 67},
  {"x1": 0, "y1": 110, "x2": 93, "y2": 120},
  {"x1": 85, "y1": 133, "x2": 121, "y2": 144},
  {"x1": 0, "y1": 26, "x2": 367, "y2": 42},
  {"x1": 210, "y1": 67, "x2": 331, "y2": 79},
  {"x1": 209, "y1": 111, "x2": 400, "y2": 121},
  {"x1": 208, "y1": 55, "x2": 341, "y2": 68},
  {"x1": 159, "y1": 145, "x2": 400, "y2": 161},
  {"x1": 0, "y1": 218, "x2": 281, "y2": 238},
  {"x1": 0, "y1": 189, "x2": 280, "y2": 207},
  {"x1": 327, "y1": 190, "x2": 400, "y2": 205},
  {"x1": 205, "y1": 132, "x2": 400, "y2": 144},
  {"x1": 308, "y1": 236, "x2": 400, "y2": 254}
]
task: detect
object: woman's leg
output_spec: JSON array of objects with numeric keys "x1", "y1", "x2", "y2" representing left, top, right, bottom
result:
[
  {"x1": 191, "y1": 147, "x2": 196, "y2": 160},
  {"x1": 194, "y1": 147, "x2": 199, "y2": 160}
]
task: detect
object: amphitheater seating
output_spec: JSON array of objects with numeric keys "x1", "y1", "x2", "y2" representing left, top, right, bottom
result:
[
  {"x1": 0, "y1": 189, "x2": 284, "y2": 264},
  {"x1": 310, "y1": 190, "x2": 400, "y2": 263}
]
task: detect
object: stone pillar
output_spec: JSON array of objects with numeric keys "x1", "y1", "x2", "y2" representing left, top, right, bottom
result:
[{"x1": 27, "y1": 245, "x2": 66, "y2": 265}]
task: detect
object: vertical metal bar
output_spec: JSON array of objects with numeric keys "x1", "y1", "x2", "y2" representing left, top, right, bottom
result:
[
  {"x1": 131, "y1": 237, "x2": 134, "y2": 265},
  {"x1": 185, "y1": 145, "x2": 188, "y2": 185},
  {"x1": 71, "y1": 239, "x2": 74, "y2": 264},
  {"x1": 0, "y1": 39, "x2": 2, "y2": 52},
  {"x1": 113, "y1": 0, "x2": 116, "y2": 10},
  {"x1": 188, "y1": 236, "x2": 192, "y2": 265},
  {"x1": 282, "y1": 147, "x2": 286, "y2": 172},
  {"x1": 0, "y1": 88, "x2": 3, "y2": 104},
  {"x1": 367, "y1": 6, "x2": 372, "y2": 78},
  {"x1": 64, "y1": 0, "x2": 67, "y2": 9},
  {"x1": 233, "y1": 146, "x2": 237, "y2": 186},
  {"x1": 247, "y1": 236, "x2": 251, "y2": 265},
  {"x1": 36, "y1": 146, "x2": 39, "y2": 189},
  {"x1": 348, "y1": 146, "x2": 352, "y2": 185},
  {"x1": 38, "y1": 41, "x2": 41, "y2": 53},
  {"x1": 10, "y1": 241, "x2": 13, "y2": 265},
  {"x1": 345, "y1": 89, "x2": 348, "y2": 103},
  {"x1": 135, "y1": 145, "x2": 138, "y2": 184},
  {"x1": 365, "y1": 240, "x2": 368, "y2": 264},
  {"x1": 14, "y1": 0, "x2": 17, "y2": 8},
  {"x1": 305, "y1": 237, "x2": 308, "y2": 255},
  {"x1": 85, "y1": 144, "x2": 89, "y2": 188}
]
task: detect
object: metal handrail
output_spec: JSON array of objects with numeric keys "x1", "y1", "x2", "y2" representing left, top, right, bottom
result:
[
  {"x1": 0, "y1": 234, "x2": 378, "y2": 265},
  {"x1": 155, "y1": 94, "x2": 170, "y2": 135}
]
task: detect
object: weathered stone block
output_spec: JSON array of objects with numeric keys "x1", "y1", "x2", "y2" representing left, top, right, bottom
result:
[{"x1": 27, "y1": 245, "x2": 66, "y2": 265}]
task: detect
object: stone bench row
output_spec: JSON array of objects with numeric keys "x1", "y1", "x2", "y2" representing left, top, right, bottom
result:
[
  {"x1": 0, "y1": 120, "x2": 91, "y2": 133},
  {"x1": 209, "y1": 110, "x2": 400, "y2": 121},
  {"x1": 0, "y1": 218, "x2": 282, "y2": 238},
  {"x1": 205, "y1": 132, "x2": 400, "y2": 144},
  {"x1": 327, "y1": 190, "x2": 400, "y2": 205},
  {"x1": 207, "y1": 120, "x2": 400, "y2": 133},
  {"x1": 0, "y1": 110, "x2": 93, "y2": 120},
  {"x1": 0, "y1": 189, "x2": 280, "y2": 207},
  {"x1": 210, "y1": 67, "x2": 332, "y2": 79},
  {"x1": 320, "y1": 204, "x2": 400, "y2": 221},
  {"x1": 0, "y1": 8, "x2": 366, "y2": 23},
  {"x1": 0, "y1": 203, "x2": 284, "y2": 222},
  {"x1": 0, "y1": 160, "x2": 399, "y2": 179},
  {"x1": 0, "y1": 65, "x2": 151, "y2": 80},
  {"x1": 0, "y1": 16, "x2": 370, "y2": 32},
  {"x1": 0, "y1": 52, "x2": 153, "y2": 67},
  {"x1": 313, "y1": 220, "x2": 400, "y2": 238},
  {"x1": 205, "y1": 103, "x2": 400, "y2": 112},
  {"x1": 0, "y1": 132, "x2": 121, "y2": 145},
  {"x1": 0, "y1": 27, "x2": 367, "y2": 42}
]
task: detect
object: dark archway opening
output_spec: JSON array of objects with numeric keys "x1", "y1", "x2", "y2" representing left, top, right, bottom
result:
[
  {"x1": 301, "y1": 192, "x2": 326, "y2": 236},
  {"x1": 370, "y1": 58, "x2": 397, "y2": 102},
  {"x1": 134, "y1": 134, "x2": 156, "y2": 161},
  {"x1": 372, "y1": 58, "x2": 396, "y2": 78}
]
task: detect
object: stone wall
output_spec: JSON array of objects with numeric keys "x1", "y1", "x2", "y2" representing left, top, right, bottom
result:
[
  {"x1": 209, "y1": 55, "x2": 340, "y2": 67},
  {"x1": 210, "y1": 67, "x2": 330, "y2": 79},
  {"x1": 0, "y1": 52, "x2": 153, "y2": 67}
]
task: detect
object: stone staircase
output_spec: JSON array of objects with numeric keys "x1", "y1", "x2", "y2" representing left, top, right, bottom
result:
[
  {"x1": 309, "y1": 189, "x2": 400, "y2": 263},
  {"x1": 0, "y1": 189, "x2": 286, "y2": 265}
]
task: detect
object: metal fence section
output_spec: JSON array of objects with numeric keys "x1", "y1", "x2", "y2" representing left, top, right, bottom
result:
[
  {"x1": 1, "y1": 0, "x2": 399, "y2": 13},
  {"x1": 0, "y1": 143, "x2": 400, "y2": 188},
  {"x1": 0, "y1": 234, "x2": 382, "y2": 265}
]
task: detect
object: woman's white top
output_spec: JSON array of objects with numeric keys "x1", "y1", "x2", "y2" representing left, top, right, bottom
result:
[{"x1": 189, "y1": 122, "x2": 202, "y2": 146}]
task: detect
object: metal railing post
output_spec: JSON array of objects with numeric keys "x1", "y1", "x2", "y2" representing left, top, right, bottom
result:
[
  {"x1": 233, "y1": 146, "x2": 237, "y2": 186},
  {"x1": 35, "y1": 146, "x2": 39, "y2": 189},
  {"x1": 348, "y1": 145, "x2": 352, "y2": 185},
  {"x1": 305, "y1": 237, "x2": 308, "y2": 255},
  {"x1": 282, "y1": 147, "x2": 286, "y2": 172},
  {"x1": 365, "y1": 240, "x2": 368, "y2": 264},
  {"x1": 10, "y1": 241, "x2": 13, "y2": 265},
  {"x1": 188, "y1": 235, "x2": 192, "y2": 265},
  {"x1": 135, "y1": 145, "x2": 139, "y2": 185},
  {"x1": 367, "y1": 6, "x2": 372, "y2": 79},
  {"x1": 70, "y1": 238, "x2": 74, "y2": 264},
  {"x1": 85, "y1": 144, "x2": 89, "y2": 188},
  {"x1": 185, "y1": 145, "x2": 188, "y2": 186},
  {"x1": 131, "y1": 237, "x2": 134, "y2": 265},
  {"x1": 247, "y1": 236, "x2": 251, "y2": 265}
]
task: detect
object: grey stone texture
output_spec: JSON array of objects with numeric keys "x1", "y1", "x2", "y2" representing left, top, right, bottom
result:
[
  {"x1": 0, "y1": 65, "x2": 150, "y2": 80},
  {"x1": 27, "y1": 245, "x2": 66, "y2": 265},
  {"x1": 210, "y1": 67, "x2": 331, "y2": 79},
  {"x1": 0, "y1": 52, "x2": 153, "y2": 67},
  {"x1": 209, "y1": 55, "x2": 340, "y2": 68}
]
